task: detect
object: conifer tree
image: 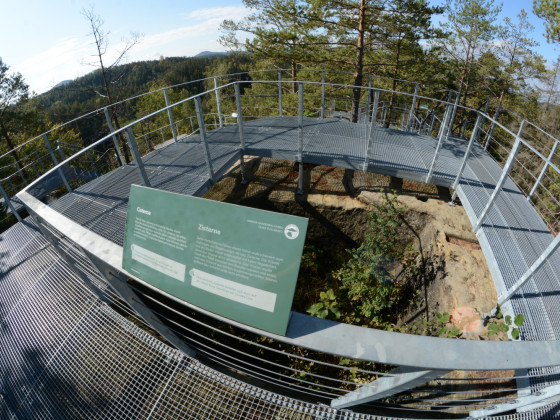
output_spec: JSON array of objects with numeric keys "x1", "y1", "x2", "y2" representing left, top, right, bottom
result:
[
  {"x1": 439, "y1": 0, "x2": 501, "y2": 105},
  {"x1": 220, "y1": 0, "x2": 322, "y2": 92},
  {"x1": 534, "y1": 0, "x2": 560, "y2": 44},
  {"x1": 0, "y1": 59, "x2": 31, "y2": 174}
]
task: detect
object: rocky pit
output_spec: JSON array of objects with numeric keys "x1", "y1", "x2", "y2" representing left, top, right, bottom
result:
[{"x1": 203, "y1": 157, "x2": 500, "y2": 339}]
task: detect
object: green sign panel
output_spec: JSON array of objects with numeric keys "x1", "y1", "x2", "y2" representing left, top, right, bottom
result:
[{"x1": 122, "y1": 185, "x2": 308, "y2": 335}]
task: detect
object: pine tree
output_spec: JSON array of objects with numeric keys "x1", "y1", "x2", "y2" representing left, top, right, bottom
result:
[
  {"x1": 0, "y1": 59, "x2": 31, "y2": 175},
  {"x1": 534, "y1": 0, "x2": 560, "y2": 44},
  {"x1": 439, "y1": 0, "x2": 501, "y2": 105},
  {"x1": 220, "y1": 0, "x2": 323, "y2": 92}
]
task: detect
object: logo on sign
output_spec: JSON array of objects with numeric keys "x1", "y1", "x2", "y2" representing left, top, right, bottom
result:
[{"x1": 284, "y1": 224, "x2": 300, "y2": 239}]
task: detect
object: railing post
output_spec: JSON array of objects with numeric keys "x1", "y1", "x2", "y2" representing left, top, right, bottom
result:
[
  {"x1": 437, "y1": 91, "x2": 453, "y2": 138},
  {"x1": 18, "y1": 169, "x2": 28, "y2": 187},
  {"x1": 33, "y1": 150, "x2": 45, "y2": 173},
  {"x1": 451, "y1": 113, "x2": 483, "y2": 202},
  {"x1": 43, "y1": 134, "x2": 72, "y2": 193},
  {"x1": 125, "y1": 127, "x2": 151, "y2": 187},
  {"x1": 497, "y1": 234, "x2": 560, "y2": 306},
  {"x1": 407, "y1": 83, "x2": 419, "y2": 132},
  {"x1": 473, "y1": 120, "x2": 526, "y2": 233},
  {"x1": 485, "y1": 105, "x2": 501, "y2": 151},
  {"x1": 437, "y1": 106, "x2": 448, "y2": 139},
  {"x1": 235, "y1": 83, "x2": 245, "y2": 150},
  {"x1": 0, "y1": 182, "x2": 22, "y2": 222},
  {"x1": 426, "y1": 103, "x2": 453, "y2": 183},
  {"x1": 401, "y1": 106, "x2": 407, "y2": 130},
  {"x1": 104, "y1": 107, "x2": 125, "y2": 166},
  {"x1": 56, "y1": 140, "x2": 66, "y2": 161},
  {"x1": 528, "y1": 139, "x2": 559, "y2": 201},
  {"x1": 382, "y1": 102, "x2": 388, "y2": 126},
  {"x1": 460, "y1": 118, "x2": 468, "y2": 138},
  {"x1": 363, "y1": 89, "x2": 380, "y2": 172},
  {"x1": 194, "y1": 96, "x2": 215, "y2": 183},
  {"x1": 365, "y1": 75, "x2": 372, "y2": 121},
  {"x1": 30, "y1": 162, "x2": 40, "y2": 177},
  {"x1": 428, "y1": 110, "x2": 436, "y2": 137},
  {"x1": 297, "y1": 82, "x2": 304, "y2": 194},
  {"x1": 163, "y1": 88, "x2": 178, "y2": 143},
  {"x1": 331, "y1": 368, "x2": 448, "y2": 409},
  {"x1": 449, "y1": 91, "x2": 460, "y2": 136},
  {"x1": 278, "y1": 70, "x2": 283, "y2": 117},
  {"x1": 320, "y1": 71, "x2": 326, "y2": 119},
  {"x1": 213, "y1": 77, "x2": 224, "y2": 128}
]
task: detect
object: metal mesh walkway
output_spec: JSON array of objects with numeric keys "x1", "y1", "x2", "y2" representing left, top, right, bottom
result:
[
  {"x1": 0, "y1": 220, "x2": 373, "y2": 419},
  {"x1": 2, "y1": 115, "x2": 560, "y2": 418}
]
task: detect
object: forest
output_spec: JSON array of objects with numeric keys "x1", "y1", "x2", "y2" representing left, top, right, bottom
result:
[{"x1": 1, "y1": 0, "x2": 560, "y2": 230}]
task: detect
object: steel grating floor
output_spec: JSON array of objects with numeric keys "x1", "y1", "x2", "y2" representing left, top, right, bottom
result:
[
  {"x1": 2, "y1": 116, "x2": 560, "y2": 418},
  {"x1": 0, "y1": 220, "x2": 378, "y2": 419}
]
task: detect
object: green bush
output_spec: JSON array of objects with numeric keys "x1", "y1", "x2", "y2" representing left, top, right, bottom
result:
[{"x1": 308, "y1": 191, "x2": 409, "y2": 326}]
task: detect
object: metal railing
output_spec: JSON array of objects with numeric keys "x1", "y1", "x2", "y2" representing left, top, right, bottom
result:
[{"x1": 3, "y1": 71, "x2": 560, "y2": 417}]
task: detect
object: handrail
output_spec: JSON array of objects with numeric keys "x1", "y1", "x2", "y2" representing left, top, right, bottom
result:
[
  {"x1": 13, "y1": 77, "x2": 560, "y2": 373},
  {"x1": 15, "y1": 190, "x2": 560, "y2": 371},
  {"x1": 16, "y1": 83, "x2": 235, "y2": 190}
]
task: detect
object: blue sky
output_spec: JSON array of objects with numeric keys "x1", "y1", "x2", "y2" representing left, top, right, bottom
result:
[{"x1": 0, "y1": 0, "x2": 556, "y2": 94}]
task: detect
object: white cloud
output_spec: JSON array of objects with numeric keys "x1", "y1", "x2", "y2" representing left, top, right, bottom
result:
[
  {"x1": 15, "y1": 5, "x2": 250, "y2": 94},
  {"x1": 15, "y1": 37, "x2": 93, "y2": 94}
]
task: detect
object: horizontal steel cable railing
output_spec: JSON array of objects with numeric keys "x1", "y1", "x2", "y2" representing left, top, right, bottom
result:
[{"x1": 3, "y1": 71, "x2": 560, "y2": 417}]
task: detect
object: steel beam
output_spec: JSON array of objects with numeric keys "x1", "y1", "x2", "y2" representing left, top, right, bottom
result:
[
  {"x1": 451, "y1": 113, "x2": 482, "y2": 201},
  {"x1": 406, "y1": 83, "x2": 419, "y2": 132},
  {"x1": 278, "y1": 70, "x2": 283, "y2": 117},
  {"x1": 365, "y1": 75, "x2": 372, "y2": 122},
  {"x1": 164, "y1": 89, "x2": 178, "y2": 143},
  {"x1": 321, "y1": 71, "x2": 326, "y2": 119},
  {"x1": 473, "y1": 121, "x2": 526, "y2": 233},
  {"x1": 125, "y1": 127, "x2": 151, "y2": 187},
  {"x1": 331, "y1": 367, "x2": 447, "y2": 409},
  {"x1": 485, "y1": 105, "x2": 502, "y2": 150},
  {"x1": 43, "y1": 134, "x2": 72, "y2": 193},
  {"x1": 195, "y1": 96, "x2": 215, "y2": 183},
  {"x1": 528, "y1": 139, "x2": 559, "y2": 201},
  {"x1": 498, "y1": 233, "x2": 560, "y2": 305},
  {"x1": 426, "y1": 103, "x2": 452, "y2": 183},
  {"x1": 297, "y1": 82, "x2": 304, "y2": 194},
  {"x1": 213, "y1": 77, "x2": 224, "y2": 128},
  {"x1": 235, "y1": 83, "x2": 245, "y2": 150},
  {"x1": 298, "y1": 82, "x2": 304, "y2": 163},
  {"x1": 104, "y1": 107, "x2": 125, "y2": 166},
  {"x1": 449, "y1": 91, "x2": 460, "y2": 135},
  {"x1": 363, "y1": 89, "x2": 379, "y2": 172},
  {"x1": 0, "y1": 183, "x2": 21, "y2": 222},
  {"x1": 470, "y1": 384, "x2": 560, "y2": 418},
  {"x1": 56, "y1": 140, "x2": 66, "y2": 161}
]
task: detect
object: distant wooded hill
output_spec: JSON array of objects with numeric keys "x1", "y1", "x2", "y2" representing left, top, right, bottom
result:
[{"x1": 38, "y1": 56, "x2": 219, "y2": 126}]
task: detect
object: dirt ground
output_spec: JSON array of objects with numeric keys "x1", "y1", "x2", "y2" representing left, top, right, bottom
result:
[
  {"x1": 203, "y1": 157, "x2": 499, "y2": 338},
  {"x1": 201, "y1": 157, "x2": 515, "y2": 412}
]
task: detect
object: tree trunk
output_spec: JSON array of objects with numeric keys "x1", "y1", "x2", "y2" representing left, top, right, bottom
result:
[
  {"x1": 111, "y1": 111, "x2": 131, "y2": 164},
  {"x1": 350, "y1": 0, "x2": 367, "y2": 123}
]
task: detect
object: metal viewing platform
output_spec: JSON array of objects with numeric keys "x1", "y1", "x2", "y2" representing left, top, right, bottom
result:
[{"x1": 1, "y1": 70, "x2": 559, "y2": 418}]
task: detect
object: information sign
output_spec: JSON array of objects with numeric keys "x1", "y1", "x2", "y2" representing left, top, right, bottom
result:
[{"x1": 122, "y1": 185, "x2": 308, "y2": 335}]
